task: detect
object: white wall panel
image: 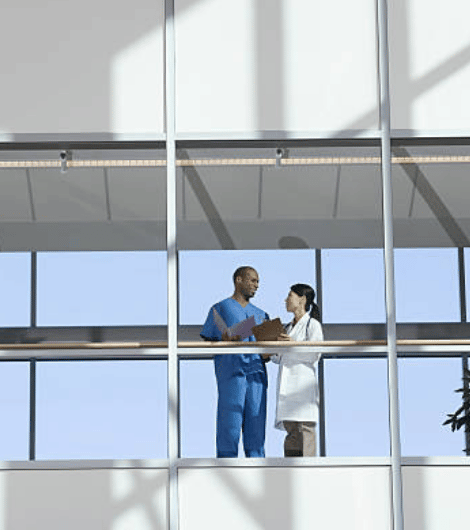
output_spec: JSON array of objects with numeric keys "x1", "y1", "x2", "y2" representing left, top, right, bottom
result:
[
  {"x1": 3, "y1": 464, "x2": 470, "y2": 530},
  {"x1": 403, "y1": 466, "x2": 470, "y2": 530},
  {"x1": 175, "y1": 0, "x2": 257, "y2": 134},
  {"x1": 0, "y1": 468, "x2": 168, "y2": 530},
  {"x1": 0, "y1": 0, "x2": 164, "y2": 137},
  {"x1": 179, "y1": 467, "x2": 392, "y2": 530},
  {"x1": 390, "y1": 0, "x2": 470, "y2": 132},
  {"x1": 282, "y1": 0, "x2": 378, "y2": 133},
  {"x1": 175, "y1": 0, "x2": 378, "y2": 135}
]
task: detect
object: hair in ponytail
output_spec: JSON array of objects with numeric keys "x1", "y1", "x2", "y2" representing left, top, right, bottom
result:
[{"x1": 290, "y1": 283, "x2": 321, "y2": 321}]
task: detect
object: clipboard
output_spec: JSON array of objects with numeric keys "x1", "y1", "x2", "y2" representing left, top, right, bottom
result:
[{"x1": 251, "y1": 318, "x2": 285, "y2": 341}]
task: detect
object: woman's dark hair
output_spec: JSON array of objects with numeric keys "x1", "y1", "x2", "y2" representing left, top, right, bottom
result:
[{"x1": 290, "y1": 283, "x2": 321, "y2": 321}]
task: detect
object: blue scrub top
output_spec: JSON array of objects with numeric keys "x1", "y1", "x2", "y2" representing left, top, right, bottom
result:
[{"x1": 201, "y1": 297, "x2": 269, "y2": 380}]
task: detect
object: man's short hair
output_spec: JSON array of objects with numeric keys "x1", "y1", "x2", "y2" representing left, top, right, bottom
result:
[{"x1": 233, "y1": 266, "x2": 256, "y2": 284}]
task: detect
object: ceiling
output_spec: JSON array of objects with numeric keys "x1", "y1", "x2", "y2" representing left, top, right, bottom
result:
[{"x1": 0, "y1": 145, "x2": 469, "y2": 251}]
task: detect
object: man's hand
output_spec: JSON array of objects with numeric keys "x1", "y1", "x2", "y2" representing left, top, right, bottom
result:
[{"x1": 277, "y1": 333, "x2": 292, "y2": 341}]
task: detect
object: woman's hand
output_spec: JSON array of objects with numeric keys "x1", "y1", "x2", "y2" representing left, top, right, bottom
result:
[{"x1": 277, "y1": 333, "x2": 292, "y2": 341}]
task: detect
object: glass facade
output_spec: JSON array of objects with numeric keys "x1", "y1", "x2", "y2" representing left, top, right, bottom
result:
[
  {"x1": 37, "y1": 251, "x2": 167, "y2": 327},
  {"x1": 391, "y1": 144, "x2": 470, "y2": 461},
  {"x1": 0, "y1": 111, "x2": 468, "y2": 459},
  {"x1": 1, "y1": 2, "x2": 470, "y2": 529},
  {"x1": 36, "y1": 361, "x2": 167, "y2": 460},
  {"x1": 0, "y1": 253, "x2": 31, "y2": 327}
]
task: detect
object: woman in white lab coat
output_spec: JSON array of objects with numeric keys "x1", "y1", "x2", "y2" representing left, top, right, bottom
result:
[{"x1": 272, "y1": 283, "x2": 323, "y2": 457}]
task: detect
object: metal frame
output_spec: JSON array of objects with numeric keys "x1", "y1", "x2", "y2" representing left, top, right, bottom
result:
[
  {"x1": 28, "y1": 360, "x2": 36, "y2": 461},
  {"x1": 457, "y1": 247, "x2": 470, "y2": 455},
  {"x1": 4, "y1": 321, "x2": 470, "y2": 345},
  {"x1": 315, "y1": 249, "x2": 327, "y2": 457},
  {"x1": 29, "y1": 252, "x2": 37, "y2": 462},
  {"x1": 376, "y1": 0, "x2": 404, "y2": 528},
  {"x1": 164, "y1": 0, "x2": 179, "y2": 528},
  {"x1": 6, "y1": 129, "x2": 465, "y2": 145}
]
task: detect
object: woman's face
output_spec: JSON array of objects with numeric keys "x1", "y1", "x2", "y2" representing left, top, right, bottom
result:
[{"x1": 285, "y1": 290, "x2": 305, "y2": 313}]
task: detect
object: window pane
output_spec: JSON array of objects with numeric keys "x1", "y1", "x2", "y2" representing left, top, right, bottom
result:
[
  {"x1": 179, "y1": 249, "x2": 315, "y2": 326},
  {"x1": 37, "y1": 251, "x2": 167, "y2": 326},
  {"x1": 178, "y1": 145, "x2": 386, "y2": 459},
  {"x1": 394, "y1": 248, "x2": 459, "y2": 323},
  {"x1": 0, "y1": 362, "x2": 29, "y2": 460},
  {"x1": 463, "y1": 249, "x2": 470, "y2": 322},
  {"x1": 391, "y1": 144, "x2": 470, "y2": 251},
  {"x1": 36, "y1": 361, "x2": 167, "y2": 460},
  {"x1": 324, "y1": 359, "x2": 390, "y2": 456},
  {"x1": 322, "y1": 249, "x2": 385, "y2": 324},
  {"x1": 398, "y1": 357, "x2": 464, "y2": 456},
  {"x1": 0, "y1": 253, "x2": 30, "y2": 327},
  {"x1": 180, "y1": 360, "x2": 215, "y2": 458}
]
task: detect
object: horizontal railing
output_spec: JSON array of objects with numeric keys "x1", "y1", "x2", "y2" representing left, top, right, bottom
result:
[
  {"x1": 0, "y1": 339, "x2": 469, "y2": 361},
  {"x1": 0, "y1": 339, "x2": 469, "y2": 349}
]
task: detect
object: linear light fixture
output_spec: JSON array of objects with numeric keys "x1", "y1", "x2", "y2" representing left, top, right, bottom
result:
[{"x1": 0, "y1": 155, "x2": 470, "y2": 169}]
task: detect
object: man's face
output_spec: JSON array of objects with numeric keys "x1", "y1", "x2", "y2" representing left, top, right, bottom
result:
[{"x1": 237, "y1": 269, "x2": 259, "y2": 299}]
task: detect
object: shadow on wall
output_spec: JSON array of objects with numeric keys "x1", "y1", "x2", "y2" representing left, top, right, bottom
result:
[
  {"x1": 1, "y1": 467, "x2": 168, "y2": 530},
  {"x1": 278, "y1": 236, "x2": 309, "y2": 249},
  {"x1": 0, "y1": 0, "x2": 165, "y2": 136},
  {"x1": 179, "y1": 466, "x2": 295, "y2": 530},
  {"x1": 389, "y1": 0, "x2": 470, "y2": 130},
  {"x1": 1, "y1": 0, "x2": 380, "y2": 137},
  {"x1": 0, "y1": 464, "x2": 391, "y2": 530},
  {"x1": 178, "y1": 466, "x2": 392, "y2": 530},
  {"x1": 2, "y1": 0, "x2": 470, "y2": 136}
]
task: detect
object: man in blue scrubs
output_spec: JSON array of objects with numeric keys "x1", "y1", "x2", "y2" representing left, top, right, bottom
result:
[{"x1": 201, "y1": 266, "x2": 269, "y2": 457}]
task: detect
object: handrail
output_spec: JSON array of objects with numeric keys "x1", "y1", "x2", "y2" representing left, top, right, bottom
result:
[
  {"x1": 0, "y1": 341, "x2": 168, "y2": 350},
  {"x1": 1, "y1": 338, "x2": 470, "y2": 350}
]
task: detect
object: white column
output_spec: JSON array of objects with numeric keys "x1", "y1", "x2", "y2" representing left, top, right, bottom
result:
[
  {"x1": 165, "y1": 0, "x2": 179, "y2": 528},
  {"x1": 377, "y1": 0, "x2": 404, "y2": 529}
]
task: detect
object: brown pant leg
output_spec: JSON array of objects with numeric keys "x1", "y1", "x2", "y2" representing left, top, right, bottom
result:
[
  {"x1": 283, "y1": 421, "x2": 317, "y2": 457},
  {"x1": 283, "y1": 421, "x2": 302, "y2": 457},
  {"x1": 299, "y1": 421, "x2": 317, "y2": 457}
]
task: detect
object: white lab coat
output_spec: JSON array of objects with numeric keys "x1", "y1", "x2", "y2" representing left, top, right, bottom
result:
[{"x1": 272, "y1": 312, "x2": 323, "y2": 430}]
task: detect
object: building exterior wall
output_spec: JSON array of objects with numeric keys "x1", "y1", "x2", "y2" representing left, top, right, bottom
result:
[{"x1": 0, "y1": 462, "x2": 467, "y2": 530}]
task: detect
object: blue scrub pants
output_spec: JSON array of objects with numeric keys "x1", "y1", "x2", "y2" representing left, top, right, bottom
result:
[{"x1": 216, "y1": 371, "x2": 267, "y2": 458}]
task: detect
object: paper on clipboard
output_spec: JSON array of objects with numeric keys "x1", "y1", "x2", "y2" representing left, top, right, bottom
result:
[
  {"x1": 230, "y1": 315, "x2": 256, "y2": 340},
  {"x1": 213, "y1": 308, "x2": 256, "y2": 340}
]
